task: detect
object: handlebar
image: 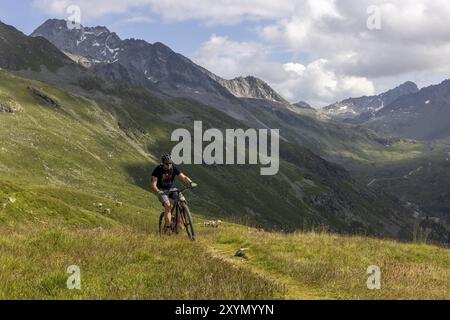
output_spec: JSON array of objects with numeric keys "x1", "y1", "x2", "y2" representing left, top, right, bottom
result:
[{"x1": 163, "y1": 185, "x2": 197, "y2": 195}]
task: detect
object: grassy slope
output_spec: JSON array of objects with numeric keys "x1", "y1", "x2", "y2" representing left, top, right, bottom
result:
[
  {"x1": 0, "y1": 21, "x2": 72, "y2": 72},
  {"x1": 0, "y1": 180, "x2": 448, "y2": 299},
  {"x1": 203, "y1": 225, "x2": 450, "y2": 300},
  {"x1": 0, "y1": 70, "x2": 448, "y2": 299},
  {"x1": 354, "y1": 141, "x2": 450, "y2": 224},
  {"x1": 0, "y1": 225, "x2": 283, "y2": 300}
]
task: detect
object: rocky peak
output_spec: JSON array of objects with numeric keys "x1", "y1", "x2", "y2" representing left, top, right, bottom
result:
[
  {"x1": 31, "y1": 19, "x2": 122, "y2": 64},
  {"x1": 362, "y1": 78, "x2": 450, "y2": 140},
  {"x1": 213, "y1": 75, "x2": 288, "y2": 104},
  {"x1": 293, "y1": 101, "x2": 314, "y2": 110},
  {"x1": 378, "y1": 81, "x2": 419, "y2": 105},
  {"x1": 323, "y1": 81, "x2": 419, "y2": 121},
  {"x1": 30, "y1": 18, "x2": 287, "y2": 113}
]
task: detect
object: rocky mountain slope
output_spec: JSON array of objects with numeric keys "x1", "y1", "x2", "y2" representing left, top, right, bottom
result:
[
  {"x1": 362, "y1": 79, "x2": 450, "y2": 140},
  {"x1": 27, "y1": 19, "x2": 414, "y2": 165},
  {"x1": 323, "y1": 81, "x2": 419, "y2": 121},
  {"x1": 293, "y1": 101, "x2": 314, "y2": 110},
  {"x1": 206, "y1": 74, "x2": 288, "y2": 104},
  {"x1": 31, "y1": 19, "x2": 288, "y2": 110}
]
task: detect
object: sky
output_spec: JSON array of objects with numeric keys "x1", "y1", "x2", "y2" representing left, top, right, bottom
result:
[{"x1": 1, "y1": 0, "x2": 450, "y2": 107}]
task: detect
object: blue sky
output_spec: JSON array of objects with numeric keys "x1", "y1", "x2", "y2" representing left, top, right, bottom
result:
[
  {"x1": 1, "y1": 0, "x2": 450, "y2": 106},
  {"x1": 0, "y1": 0, "x2": 294, "y2": 64},
  {"x1": 0, "y1": 0, "x2": 247, "y2": 56}
]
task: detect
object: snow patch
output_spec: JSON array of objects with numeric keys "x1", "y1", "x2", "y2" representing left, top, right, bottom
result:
[
  {"x1": 107, "y1": 46, "x2": 120, "y2": 54},
  {"x1": 105, "y1": 35, "x2": 119, "y2": 54},
  {"x1": 144, "y1": 70, "x2": 157, "y2": 82},
  {"x1": 375, "y1": 101, "x2": 385, "y2": 111},
  {"x1": 76, "y1": 33, "x2": 86, "y2": 46}
]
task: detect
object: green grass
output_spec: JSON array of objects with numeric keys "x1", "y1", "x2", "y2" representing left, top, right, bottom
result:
[
  {"x1": 0, "y1": 69, "x2": 449, "y2": 300},
  {"x1": 0, "y1": 179, "x2": 447, "y2": 300},
  {"x1": 0, "y1": 21, "x2": 70, "y2": 72},
  {"x1": 202, "y1": 224, "x2": 449, "y2": 300},
  {"x1": 352, "y1": 140, "x2": 450, "y2": 225},
  {"x1": 0, "y1": 178, "x2": 448, "y2": 300},
  {"x1": 0, "y1": 225, "x2": 284, "y2": 300},
  {"x1": 0, "y1": 179, "x2": 283, "y2": 300}
]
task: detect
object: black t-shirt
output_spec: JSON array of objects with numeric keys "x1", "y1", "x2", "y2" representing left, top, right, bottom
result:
[{"x1": 152, "y1": 165, "x2": 181, "y2": 189}]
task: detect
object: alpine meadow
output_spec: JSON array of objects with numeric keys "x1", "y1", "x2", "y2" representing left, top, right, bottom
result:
[{"x1": 0, "y1": 1, "x2": 449, "y2": 303}]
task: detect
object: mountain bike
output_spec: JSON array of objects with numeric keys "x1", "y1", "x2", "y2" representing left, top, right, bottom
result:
[{"x1": 158, "y1": 186, "x2": 196, "y2": 241}]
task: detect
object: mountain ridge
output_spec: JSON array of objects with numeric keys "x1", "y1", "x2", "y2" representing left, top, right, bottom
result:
[
  {"x1": 31, "y1": 19, "x2": 288, "y2": 107},
  {"x1": 323, "y1": 81, "x2": 419, "y2": 121},
  {"x1": 293, "y1": 101, "x2": 314, "y2": 110},
  {"x1": 0, "y1": 20, "x2": 75, "y2": 72},
  {"x1": 363, "y1": 79, "x2": 450, "y2": 140}
]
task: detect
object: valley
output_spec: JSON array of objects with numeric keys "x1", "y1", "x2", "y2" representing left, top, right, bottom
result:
[{"x1": 0, "y1": 16, "x2": 449, "y2": 300}]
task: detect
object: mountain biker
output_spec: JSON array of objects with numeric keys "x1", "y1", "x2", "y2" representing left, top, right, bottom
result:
[{"x1": 151, "y1": 153, "x2": 196, "y2": 233}]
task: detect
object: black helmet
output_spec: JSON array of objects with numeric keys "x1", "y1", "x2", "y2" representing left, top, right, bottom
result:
[{"x1": 161, "y1": 153, "x2": 172, "y2": 164}]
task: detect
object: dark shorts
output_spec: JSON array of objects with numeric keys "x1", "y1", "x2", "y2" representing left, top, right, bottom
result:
[{"x1": 158, "y1": 189, "x2": 178, "y2": 205}]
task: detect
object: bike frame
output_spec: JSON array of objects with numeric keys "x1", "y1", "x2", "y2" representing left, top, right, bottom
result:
[
  {"x1": 159, "y1": 186, "x2": 196, "y2": 240},
  {"x1": 166, "y1": 187, "x2": 190, "y2": 228}
]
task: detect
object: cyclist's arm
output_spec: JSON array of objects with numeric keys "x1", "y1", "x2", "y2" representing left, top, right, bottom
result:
[
  {"x1": 151, "y1": 176, "x2": 160, "y2": 193},
  {"x1": 179, "y1": 173, "x2": 193, "y2": 185}
]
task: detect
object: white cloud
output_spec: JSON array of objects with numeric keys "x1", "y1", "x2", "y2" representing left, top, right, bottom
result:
[
  {"x1": 147, "y1": 0, "x2": 298, "y2": 25},
  {"x1": 283, "y1": 62, "x2": 306, "y2": 75},
  {"x1": 194, "y1": 35, "x2": 269, "y2": 79},
  {"x1": 258, "y1": 0, "x2": 450, "y2": 77},
  {"x1": 32, "y1": 0, "x2": 298, "y2": 22},
  {"x1": 194, "y1": 36, "x2": 374, "y2": 106},
  {"x1": 123, "y1": 16, "x2": 153, "y2": 24},
  {"x1": 276, "y1": 60, "x2": 375, "y2": 106},
  {"x1": 32, "y1": 0, "x2": 150, "y2": 20}
]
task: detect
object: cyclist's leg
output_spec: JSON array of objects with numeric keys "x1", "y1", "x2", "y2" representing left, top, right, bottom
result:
[
  {"x1": 158, "y1": 192, "x2": 172, "y2": 228},
  {"x1": 163, "y1": 200, "x2": 172, "y2": 227}
]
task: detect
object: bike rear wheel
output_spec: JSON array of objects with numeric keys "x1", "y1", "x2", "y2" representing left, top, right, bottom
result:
[{"x1": 180, "y1": 202, "x2": 195, "y2": 241}]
